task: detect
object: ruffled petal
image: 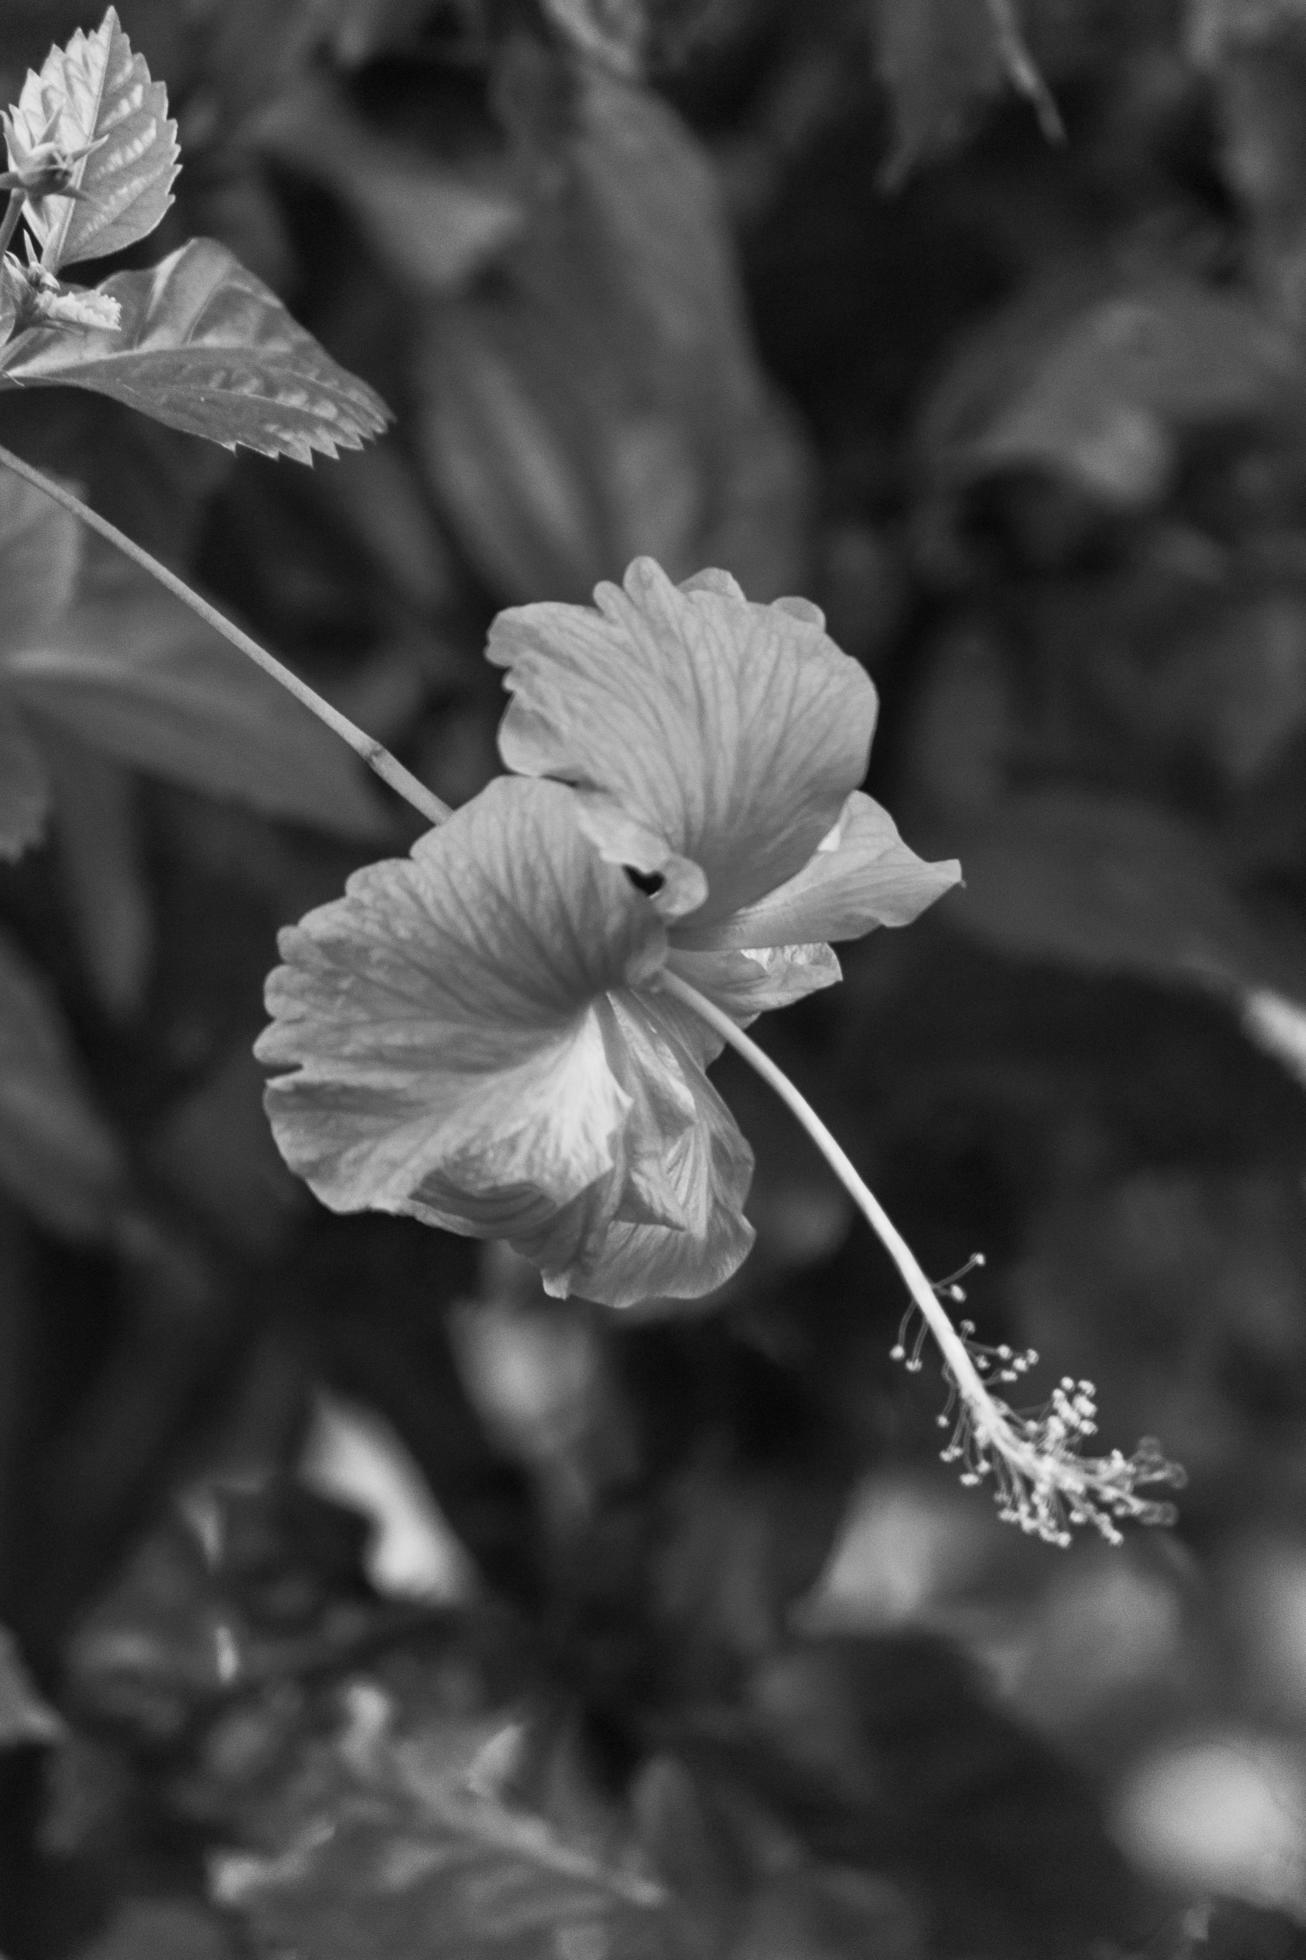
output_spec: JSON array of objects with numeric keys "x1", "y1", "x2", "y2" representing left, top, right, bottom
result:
[
  {"x1": 672, "y1": 793, "x2": 962, "y2": 952},
  {"x1": 667, "y1": 942, "x2": 842, "y2": 1021},
  {"x1": 514, "y1": 987, "x2": 755, "y2": 1309},
  {"x1": 489, "y1": 557, "x2": 877, "y2": 928},
  {"x1": 257, "y1": 775, "x2": 667, "y2": 1238}
]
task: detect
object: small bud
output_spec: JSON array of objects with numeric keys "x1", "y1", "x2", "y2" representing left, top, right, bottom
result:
[{"x1": 1, "y1": 109, "x2": 105, "y2": 201}]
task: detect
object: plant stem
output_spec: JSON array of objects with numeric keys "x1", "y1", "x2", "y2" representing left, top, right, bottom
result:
[
  {"x1": 661, "y1": 968, "x2": 1185, "y2": 1547},
  {"x1": 0, "y1": 442, "x2": 452, "y2": 829},
  {"x1": 658, "y1": 967, "x2": 997, "y2": 1421}
]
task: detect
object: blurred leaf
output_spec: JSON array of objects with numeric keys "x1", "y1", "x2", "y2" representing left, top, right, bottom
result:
[
  {"x1": 6, "y1": 583, "x2": 390, "y2": 838},
  {"x1": 0, "y1": 238, "x2": 391, "y2": 462},
  {"x1": 212, "y1": 1688, "x2": 699, "y2": 1959},
  {"x1": 948, "y1": 790, "x2": 1305, "y2": 1005},
  {"x1": 145, "y1": 1045, "x2": 299, "y2": 1254},
  {"x1": 44, "y1": 735, "x2": 151, "y2": 1018},
  {"x1": 322, "y1": 0, "x2": 445, "y2": 66},
  {"x1": 539, "y1": 0, "x2": 650, "y2": 75},
  {"x1": 0, "y1": 1625, "x2": 61, "y2": 1747},
  {"x1": 261, "y1": 75, "x2": 524, "y2": 291},
  {"x1": 1194, "y1": 0, "x2": 1306, "y2": 331},
  {"x1": 72, "y1": 1896, "x2": 235, "y2": 1960},
  {"x1": 870, "y1": 0, "x2": 1059, "y2": 186},
  {"x1": 1011, "y1": 1168, "x2": 1306, "y2": 1499},
  {"x1": 5, "y1": 6, "x2": 179, "y2": 270},
  {"x1": 735, "y1": 1867, "x2": 922, "y2": 1960},
  {"x1": 736, "y1": 1633, "x2": 1151, "y2": 1958},
  {"x1": 419, "y1": 71, "x2": 810, "y2": 601},
  {"x1": 921, "y1": 273, "x2": 1306, "y2": 510},
  {"x1": 68, "y1": 1484, "x2": 386, "y2": 1743},
  {"x1": 0, "y1": 923, "x2": 125, "y2": 1237},
  {"x1": 0, "y1": 695, "x2": 49, "y2": 857},
  {"x1": 0, "y1": 461, "x2": 80, "y2": 651}
]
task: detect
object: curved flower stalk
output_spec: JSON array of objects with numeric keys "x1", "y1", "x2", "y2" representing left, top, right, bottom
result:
[{"x1": 258, "y1": 556, "x2": 1183, "y2": 1541}]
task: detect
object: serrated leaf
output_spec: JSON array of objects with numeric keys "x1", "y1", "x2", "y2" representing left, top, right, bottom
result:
[
  {"x1": 0, "y1": 237, "x2": 391, "y2": 461},
  {"x1": 5, "y1": 583, "x2": 389, "y2": 838},
  {"x1": 6, "y1": 5, "x2": 179, "y2": 270},
  {"x1": 0, "y1": 923, "x2": 125, "y2": 1236}
]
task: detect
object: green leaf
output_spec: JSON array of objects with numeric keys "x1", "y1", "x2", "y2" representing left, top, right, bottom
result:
[
  {"x1": 0, "y1": 923, "x2": 126, "y2": 1237},
  {"x1": 5, "y1": 582, "x2": 390, "y2": 838},
  {"x1": 0, "y1": 237, "x2": 391, "y2": 461},
  {"x1": 5, "y1": 5, "x2": 179, "y2": 270}
]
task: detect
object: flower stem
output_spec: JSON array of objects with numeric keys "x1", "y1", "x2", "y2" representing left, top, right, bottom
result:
[
  {"x1": 659, "y1": 968, "x2": 997, "y2": 1417},
  {"x1": 660, "y1": 967, "x2": 1184, "y2": 1544},
  {"x1": 0, "y1": 443, "x2": 452, "y2": 829}
]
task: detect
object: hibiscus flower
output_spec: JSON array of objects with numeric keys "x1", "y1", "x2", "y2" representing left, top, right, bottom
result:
[{"x1": 257, "y1": 559, "x2": 958, "y2": 1309}]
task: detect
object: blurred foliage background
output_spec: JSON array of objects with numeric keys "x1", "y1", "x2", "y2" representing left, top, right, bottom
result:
[{"x1": 4, "y1": 1, "x2": 1306, "y2": 1955}]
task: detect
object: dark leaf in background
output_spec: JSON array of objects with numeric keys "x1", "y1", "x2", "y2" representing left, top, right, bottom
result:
[
  {"x1": 0, "y1": 1626, "x2": 61, "y2": 1749},
  {"x1": 920, "y1": 272, "x2": 1306, "y2": 511},
  {"x1": 734, "y1": 1866, "x2": 922, "y2": 1960},
  {"x1": 1193, "y1": 0, "x2": 1306, "y2": 331},
  {"x1": 0, "y1": 925, "x2": 125, "y2": 1238},
  {"x1": 71, "y1": 1896, "x2": 235, "y2": 1960},
  {"x1": 5, "y1": 7, "x2": 180, "y2": 272},
  {"x1": 260, "y1": 75, "x2": 525, "y2": 292},
  {"x1": 0, "y1": 469, "x2": 75, "y2": 853},
  {"x1": 212, "y1": 1683, "x2": 699, "y2": 1960},
  {"x1": 870, "y1": 0, "x2": 1059, "y2": 186},
  {"x1": 538, "y1": 0, "x2": 731, "y2": 77},
  {"x1": 0, "y1": 239, "x2": 391, "y2": 462},
  {"x1": 541, "y1": 0, "x2": 649, "y2": 76},
  {"x1": 0, "y1": 462, "x2": 79, "y2": 649},
  {"x1": 948, "y1": 789, "x2": 1306, "y2": 1006},
  {"x1": 43, "y1": 735, "x2": 151, "y2": 1019},
  {"x1": 419, "y1": 71, "x2": 810, "y2": 601},
  {"x1": 735, "y1": 1633, "x2": 1153, "y2": 1958},
  {"x1": 144, "y1": 1044, "x2": 300, "y2": 1255},
  {"x1": 0, "y1": 698, "x2": 49, "y2": 859},
  {"x1": 6, "y1": 583, "x2": 390, "y2": 839},
  {"x1": 1010, "y1": 1166, "x2": 1306, "y2": 1481},
  {"x1": 66, "y1": 1485, "x2": 382, "y2": 1745}
]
